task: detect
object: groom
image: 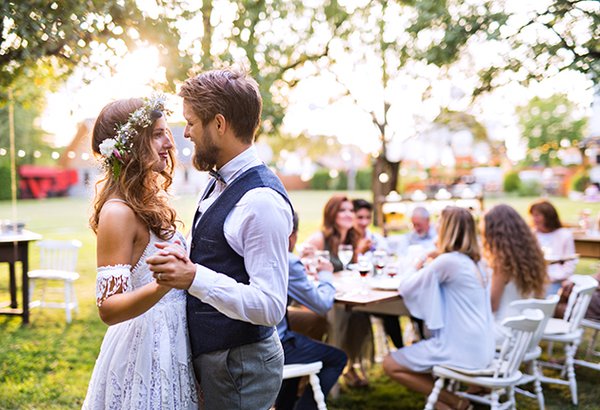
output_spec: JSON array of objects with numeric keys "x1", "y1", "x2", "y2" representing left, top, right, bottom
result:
[{"x1": 147, "y1": 68, "x2": 293, "y2": 409}]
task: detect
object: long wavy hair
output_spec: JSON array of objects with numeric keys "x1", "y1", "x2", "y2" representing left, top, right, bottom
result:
[
  {"x1": 322, "y1": 194, "x2": 360, "y2": 257},
  {"x1": 483, "y1": 204, "x2": 546, "y2": 297},
  {"x1": 437, "y1": 206, "x2": 481, "y2": 262},
  {"x1": 529, "y1": 199, "x2": 562, "y2": 232},
  {"x1": 89, "y1": 98, "x2": 178, "y2": 241}
]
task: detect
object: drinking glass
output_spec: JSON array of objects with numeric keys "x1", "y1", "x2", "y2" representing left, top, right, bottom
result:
[
  {"x1": 300, "y1": 255, "x2": 317, "y2": 275},
  {"x1": 385, "y1": 263, "x2": 398, "y2": 279},
  {"x1": 315, "y1": 250, "x2": 330, "y2": 262},
  {"x1": 372, "y1": 250, "x2": 387, "y2": 277},
  {"x1": 338, "y1": 244, "x2": 353, "y2": 270},
  {"x1": 357, "y1": 254, "x2": 371, "y2": 294}
]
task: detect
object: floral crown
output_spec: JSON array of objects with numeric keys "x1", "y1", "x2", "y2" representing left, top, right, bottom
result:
[{"x1": 98, "y1": 94, "x2": 172, "y2": 178}]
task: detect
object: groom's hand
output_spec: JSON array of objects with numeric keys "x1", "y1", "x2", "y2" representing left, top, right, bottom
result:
[{"x1": 147, "y1": 242, "x2": 196, "y2": 289}]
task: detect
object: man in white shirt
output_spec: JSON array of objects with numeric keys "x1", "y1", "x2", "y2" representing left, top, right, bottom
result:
[{"x1": 147, "y1": 68, "x2": 293, "y2": 409}]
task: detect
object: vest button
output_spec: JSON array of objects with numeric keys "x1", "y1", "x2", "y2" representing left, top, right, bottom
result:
[{"x1": 191, "y1": 242, "x2": 195, "y2": 249}]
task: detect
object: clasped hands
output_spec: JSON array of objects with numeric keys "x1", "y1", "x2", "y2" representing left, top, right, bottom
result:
[{"x1": 146, "y1": 240, "x2": 197, "y2": 289}]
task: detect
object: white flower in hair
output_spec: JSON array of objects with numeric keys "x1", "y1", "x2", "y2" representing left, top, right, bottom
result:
[{"x1": 99, "y1": 138, "x2": 117, "y2": 157}]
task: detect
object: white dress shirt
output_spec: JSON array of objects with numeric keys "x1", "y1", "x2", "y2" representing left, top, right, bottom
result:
[
  {"x1": 536, "y1": 227, "x2": 577, "y2": 282},
  {"x1": 188, "y1": 146, "x2": 292, "y2": 327}
]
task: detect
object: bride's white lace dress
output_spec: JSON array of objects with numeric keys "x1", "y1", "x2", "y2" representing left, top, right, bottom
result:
[{"x1": 82, "y1": 231, "x2": 197, "y2": 409}]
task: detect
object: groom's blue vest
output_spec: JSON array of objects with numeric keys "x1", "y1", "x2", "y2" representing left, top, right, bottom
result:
[{"x1": 187, "y1": 164, "x2": 292, "y2": 357}]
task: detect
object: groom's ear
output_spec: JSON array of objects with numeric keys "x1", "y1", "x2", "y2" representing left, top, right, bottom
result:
[{"x1": 215, "y1": 114, "x2": 227, "y2": 135}]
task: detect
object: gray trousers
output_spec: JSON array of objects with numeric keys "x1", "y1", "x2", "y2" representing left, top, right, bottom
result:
[{"x1": 193, "y1": 332, "x2": 284, "y2": 410}]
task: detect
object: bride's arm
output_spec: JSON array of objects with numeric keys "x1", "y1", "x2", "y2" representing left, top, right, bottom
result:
[{"x1": 95, "y1": 203, "x2": 171, "y2": 326}]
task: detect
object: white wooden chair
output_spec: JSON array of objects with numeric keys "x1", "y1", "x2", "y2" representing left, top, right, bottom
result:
[
  {"x1": 28, "y1": 240, "x2": 81, "y2": 323},
  {"x1": 424, "y1": 309, "x2": 544, "y2": 410},
  {"x1": 508, "y1": 295, "x2": 559, "y2": 410},
  {"x1": 539, "y1": 274, "x2": 598, "y2": 405},
  {"x1": 573, "y1": 318, "x2": 600, "y2": 372},
  {"x1": 282, "y1": 361, "x2": 327, "y2": 410}
]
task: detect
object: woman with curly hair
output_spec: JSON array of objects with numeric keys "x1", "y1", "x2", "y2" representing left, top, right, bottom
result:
[
  {"x1": 83, "y1": 97, "x2": 197, "y2": 409},
  {"x1": 529, "y1": 199, "x2": 578, "y2": 294},
  {"x1": 482, "y1": 204, "x2": 547, "y2": 343},
  {"x1": 304, "y1": 194, "x2": 373, "y2": 387}
]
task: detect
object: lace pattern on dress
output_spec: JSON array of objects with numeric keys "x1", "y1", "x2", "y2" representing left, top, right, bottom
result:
[{"x1": 96, "y1": 264, "x2": 132, "y2": 307}]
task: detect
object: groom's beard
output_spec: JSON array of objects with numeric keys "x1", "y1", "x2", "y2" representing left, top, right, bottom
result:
[{"x1": 192, "y1": 130, "x2": 220, "y2": 172}]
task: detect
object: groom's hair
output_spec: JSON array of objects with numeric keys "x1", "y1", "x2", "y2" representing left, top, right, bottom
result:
[{"x1": 179, "y1": 68, "x2": 262, "y2": 143}]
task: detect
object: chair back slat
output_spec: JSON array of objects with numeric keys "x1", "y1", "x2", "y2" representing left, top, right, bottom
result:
[
  {"x1": 37, "y1": 240, "x2": 82, "y2": 272},
  {"x1": 496, "y1": 310, "x2": 544, "y2": 378},
  {"x1": 564, "y1": 275, "x2": 598, "y2": 333},
  {"x1": 509, "y1": 295, "x2": 559, "y2": 352}
]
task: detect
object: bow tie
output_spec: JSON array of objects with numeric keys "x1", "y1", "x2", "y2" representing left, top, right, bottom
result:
[{"x1": 208, "y1": 169, "x2": 226, "y2": 185}]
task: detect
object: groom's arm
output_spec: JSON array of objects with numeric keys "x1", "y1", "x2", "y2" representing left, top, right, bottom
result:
[{"x1": 188, "y1": 188, "x2": 292, "y2": 326}]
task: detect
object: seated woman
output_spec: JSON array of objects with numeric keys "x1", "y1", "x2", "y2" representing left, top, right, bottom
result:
[
  {"x1": 303, "y1": 194, "x2": 373, "y2": 387},
  {"x1": 482, "y1": 204, "x2": 547, "y2": 343},
  {"x1": 382, "y1": 207, "x2": 494, "y2": 410},
  {"x1": 529, "y1": 199, "x2": 577, "y2": 295}
]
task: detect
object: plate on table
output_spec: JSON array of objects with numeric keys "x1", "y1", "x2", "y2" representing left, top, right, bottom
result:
[
  {"x1": 347, "y1": 263, "x2": 373, "y2": 271},
  {"x1": 370, "y1": 277, "x2": 401, "y2": 291},
  {"x1": 545, "y1": 253, "x2": 579, "y2": 264}
]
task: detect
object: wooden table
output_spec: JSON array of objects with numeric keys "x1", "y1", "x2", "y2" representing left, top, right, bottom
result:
[
  {"x1": 329, "y1": 270, "x2": 409, "y2": 346},
  {"x1": 0, "y1": 230, "x2": 42, "y2": 324},
  {"x1": 573, "y1": 234, "x2": 600, "y2": 259}
]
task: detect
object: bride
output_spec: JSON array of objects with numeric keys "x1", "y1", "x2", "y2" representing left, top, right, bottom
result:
[{"x1": 82, "y1": 96, "x2": 197, "y2": 409}]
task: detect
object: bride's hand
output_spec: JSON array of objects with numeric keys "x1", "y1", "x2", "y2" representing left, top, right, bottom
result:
[{"x1": 154, "y1": 241, "x2": 189, "y2": 262}]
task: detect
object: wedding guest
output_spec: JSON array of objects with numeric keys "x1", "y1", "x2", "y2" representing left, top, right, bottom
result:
[
  {"x1": 275, "y1": 211, "x2": 347, "y2": 410},
  {"x1": 304, "y1": 194, "x2": 373, "y2": 387},
  {"x1": 383, "y1": 207, "x2": 494, "y2": 410},
  {"x1": 352, "y1": 198, "x2": 387, "y2": 253},
  {"x1": 482, "y1": 204, "x2": 547, "y2": 343},
  {"x1": 405, "y1": 206, "x2": 437, "y2": 249},
  {"x1": 529, "y1": 200, "x2": 578, "y2": 295},
  {"x1": 352, "y1": 198, "x2": 405, "y2": 349}
]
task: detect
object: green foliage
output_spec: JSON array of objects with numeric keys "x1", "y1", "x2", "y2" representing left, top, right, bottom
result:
[
  {"x1": 309, "y1": 169, "x2": 347, "y2": 190},
  {"x1": 571, "y1": 170, "x2": 590, "y2": 193},
  {"x1": 0, "y1": 0, "x2": 191, "y2": 92},
  {"x1": 518, "y1": 180, "x2": 543, "y2": 197},
  {"x1": 309, "y1": 169, "x2": 330, "y2": 190},
  {"x1": 355, "y1": 168, "x2": 372, "y2": 190},
  {"x1": 503, "y1": 170, "x2": 521, "y2": 193},
  {"x1": 517, "y1": 93, "x2": 588, "y2": 167},
  {"x1": 0, "y1": 164, "x2": 13, "y2": 200},
  {"x1": 309, "y1": 168, "x2": 372, "y2": 190}
]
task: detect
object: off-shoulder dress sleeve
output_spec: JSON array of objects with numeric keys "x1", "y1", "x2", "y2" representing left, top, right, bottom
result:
[{"x1": 95, "y1": 264, "x2": 132, "y2": 307}]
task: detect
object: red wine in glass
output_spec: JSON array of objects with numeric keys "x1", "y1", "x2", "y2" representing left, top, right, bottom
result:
[
  {"x1": 387, "y1": 271, "x2": 397, "y2": 279},
  {"x1": 359, "y1": 268, "x2": 370, "y2": 278}
]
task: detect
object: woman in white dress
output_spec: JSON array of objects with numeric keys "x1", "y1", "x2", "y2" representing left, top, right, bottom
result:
[
  {"x1": 482, "y1": 204, "x2": 547, "y2": 343},
  {"x1": 529, "y1": 199, "x2": 578, "y2": 295},
  {"x1": 382, "y1": 207, "x2": 494, "y2": 410},
  {"x1": 82, "y1": 97, "x2": 197, "y2": 409}
]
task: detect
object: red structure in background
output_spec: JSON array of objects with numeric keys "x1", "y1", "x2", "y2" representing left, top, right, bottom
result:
[{"x1": 18, "y1": 165, "x2": 78, "y2": 199}]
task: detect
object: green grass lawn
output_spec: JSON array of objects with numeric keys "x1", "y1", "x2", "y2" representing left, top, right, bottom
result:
[{"x1": 0, "y1": 191, "x2": 599, "y2": 409}]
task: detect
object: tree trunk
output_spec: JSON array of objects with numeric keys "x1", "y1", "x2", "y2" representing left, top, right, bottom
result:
[{"x1": 372, "y1": 156, "x2": 400, "y2": 227}]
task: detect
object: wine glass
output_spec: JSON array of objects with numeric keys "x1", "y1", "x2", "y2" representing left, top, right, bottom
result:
[
  {"x1": 315, "y1": 250, "x2": 330, "y2": 262},
  {"x1": 338, "y1": 244, "x2": 353, "y2": 270},
  {"x1": 357, "y1": 254, "x2": 371, "y2": 294},
  {"x1": 385, "y1": 263, "x2": 398, "y2": 279},
  {"x1": 372, "y1": 250, "x2": 387, "y2": 277}
]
